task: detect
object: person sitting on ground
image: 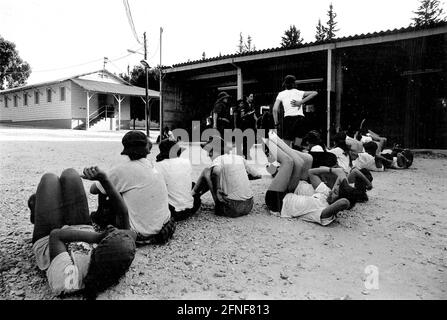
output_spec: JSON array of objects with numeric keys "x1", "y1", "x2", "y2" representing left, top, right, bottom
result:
[
  {"x1": 302, "y1": 130, "x2": 338, "y2": 168},
  {"x1": 351, "y1": 142, "x2": 385, "y2": 172},
  {"x1": 28, "y1": 168, "x2": 136, "y2": 299},
  {"x1": 155, "y1": 139, "x2": 201, "y2": 222},
  {"x1": 90, "y1": 131, "x2": 175, "y2": 246},
  {"x1": 380, "y1": 147, "x2": 414, "y2": 169},
  {"x1": 157, "y1": 126, "x2": 176, "y2": 143},
  {"x1": 191, "y1": 136, "x2": 255, "y2": 218},
  {"x1": 263, "y1": 132, "x2": 351, "y2": 226},
  {"x1": 328, "y1": 131, "x2": 352, "y2": 174}
]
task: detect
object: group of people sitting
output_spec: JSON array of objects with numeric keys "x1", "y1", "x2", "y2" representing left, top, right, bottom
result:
[{"x1": 27, "y1": 74, "x2": 414, "y2": 300}]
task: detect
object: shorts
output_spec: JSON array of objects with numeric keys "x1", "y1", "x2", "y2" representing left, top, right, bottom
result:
[
  {"x1": 282, "y1": 116, "x2": 307, "y2": 140},
  {"x1": 265, "y1": 190, "x2": 287, "y2": 214},
  {"x1": 32, "y1": 225, "x2": 94, "y2": 271},
  {"x1": 47, "y1": 249, "x2": 92, "y2": 296},
  {"x1": 136, "y1": 218, "x2": 176, "y2": 246},
  {"x1": 215, "y1": 197, "x2": 253, "y2": 218}
]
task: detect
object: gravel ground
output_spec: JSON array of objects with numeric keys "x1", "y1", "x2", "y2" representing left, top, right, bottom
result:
[{"x1": 0, "y1": 128, "x2": 446, "y2": 300}]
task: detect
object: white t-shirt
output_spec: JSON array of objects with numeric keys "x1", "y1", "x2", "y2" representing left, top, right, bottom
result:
[
  {"x1": 155, "y1": 158, "x2": 194, "y2": 212},
  {"x1": 329, "y1": 147, "x2": 351, "y2": 174},
  {"x1": 352, "y1": 153, "x2": 384, "y2": 172},
  {"x1": 310, "y1": 145, "x2": 324, "y2": 152},
  {"x1": 96, "y1": 158, "x2": 171, "y2": 236},
  {"x1": 281, "y1": 183, "x2": 333, "y2": 225},
  {"x1": 276, "y1": 89, "x2": 305, "y2": 117},
  {"x1": 211, "y1": 154, "x2": 253, "y2": 201}
]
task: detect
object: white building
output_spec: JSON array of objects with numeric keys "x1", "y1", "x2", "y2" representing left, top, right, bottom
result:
[{"x1": 0, "y1": 70, "x2": 159, "y2": 130}]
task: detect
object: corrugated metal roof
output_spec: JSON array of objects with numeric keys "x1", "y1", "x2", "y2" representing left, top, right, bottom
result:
[
  {"x1": 171, "y1": 22, "x2": 447, "y2": 69},
  {"x1": 70, "y1": 79, "x2": 159, "y2": 97}
]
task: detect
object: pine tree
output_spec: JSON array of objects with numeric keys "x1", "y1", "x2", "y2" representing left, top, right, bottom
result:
[
  {"x1": 237, "y1": 33, "x2": 256, "y2": 53},
  {"x1": 315, "y1": 19, "x2": 327, "y2": 41},
  {"x1": 412, "y1": 0, "x2": 446, "y2": 26},
  {"x1": 281, "y1": 25, "x2": 304, "y2": 48},
  {"x1": 326, "y1": 3, "x2": 339, "y2": 40},
  {"x1": 237, "y1": 32, "x2": 244, "y2": 53}
]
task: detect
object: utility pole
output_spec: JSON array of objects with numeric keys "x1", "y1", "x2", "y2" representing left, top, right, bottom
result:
[
  {"x1": 159, "y1": 27, "x2": 163, "y2": 140},
  {"x1": 144, "y1": 32, "x2": 150, "y2": 137}
]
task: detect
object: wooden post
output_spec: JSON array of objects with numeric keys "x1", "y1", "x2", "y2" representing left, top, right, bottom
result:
[
  {"x1": 113, "y1": 94, "x2": 124, "y2": 131},
  {"x1": 86, "y1": 92, "x2": 90, "y2": 130},
  {"x1": 326, "y1": 49, "x2": 333, "y2": 146},
  {"x1": 335, "y1": 53, "x2": 343, "y2": 133},
  {"x1": 236, "y1": 66, "x2": 243, "y2": 100}
]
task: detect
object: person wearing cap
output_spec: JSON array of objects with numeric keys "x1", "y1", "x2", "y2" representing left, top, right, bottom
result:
[
  {"x1": 213, "y1": 91, "x2": 232, "y2": 138},
  {"x1": 191, "y1": 136, "x2": 255, "y2": 218},
  {"x1": 155, "y1": 139, "x2": 201, "y2": 221},
  {"x1": 28, "y1": 167, "x2": 136, "y2": 299},
  {"x1": 89, "y1": 131, "x2": 174, "y2": 245},
  {"x1": 272, "y1": 75, "x2": 318, "y2": 148}
]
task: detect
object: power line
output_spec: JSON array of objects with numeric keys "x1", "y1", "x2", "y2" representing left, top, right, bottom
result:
[
  {"x1": 2, "y1": 46, "x2": 144, "y2": 75},
  {"x1": 123, "y1": 0, "x2": 141, "y2": 44}
]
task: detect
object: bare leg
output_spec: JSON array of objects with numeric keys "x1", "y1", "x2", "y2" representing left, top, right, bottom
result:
[
  {"x1": 347, "y1": 168, "x2": 372, "y2": 190},
  {"x1": 192, "y1": 167, "x2": 216, "y2": 201},
  {"x1": 321, "y1": 198, "x2": 350, "y2": 220},
  {"x1": 265, "y1": 139, "x2": 295, "y2": 192},
  {"x1": 269, "y1": 132, "x2": 313, "y2": 188},
  {"x1": 60, "y1": 168, "x2": 91, "y2": 226},
  {"x1": 32, "y1": 173, "x2": 64, "y2": 243}
]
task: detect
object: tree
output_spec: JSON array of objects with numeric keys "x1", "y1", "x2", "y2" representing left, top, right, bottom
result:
[
  {"x1": 412, "y1": 0, "x2": 446, "y2": 26},
  {"x1": 281, "y1": 25, "x2": 304, "y2": 48},
  {"x1": 314, "y1": 3, "x2": 339, "y2": 41},
  {"x1": 119, "y1": 65, "x2": 160, "y2": 121},
  {"x1": 315, "y1": 19, "x2": 327, "y2": 41},
  {"x1": 326, "y1": 3, "x2": 339, "y2": 40},
  {"x1": 236, "y1": 33, "x2": 256, "y2": 53},
  {"x1": 0, "y1": 36, "x2": 31, "y2": 90}
]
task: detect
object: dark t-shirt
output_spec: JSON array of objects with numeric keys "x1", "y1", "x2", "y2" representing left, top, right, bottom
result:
[{"x1": 213, "y1": 101, "x2": 231, "y2": 121}]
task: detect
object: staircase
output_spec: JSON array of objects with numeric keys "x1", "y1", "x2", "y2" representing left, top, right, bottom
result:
[{"x1": 74, "y1": 106, "x2": 115, "y2": 130}]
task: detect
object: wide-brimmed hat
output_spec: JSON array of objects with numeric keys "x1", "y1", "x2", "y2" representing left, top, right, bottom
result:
[
  {"x1": 121, "y1": 131, "x2": 149, "y2": 156},
  {"x1": 156, "y1": 139, "x2": 186, "y2": 162},
  {"x1": 282, "y1": 75, "x2": 296, "y2": 87},
  {"x1": 217, "y1": 91, "x2": 230, "y2": 101}
]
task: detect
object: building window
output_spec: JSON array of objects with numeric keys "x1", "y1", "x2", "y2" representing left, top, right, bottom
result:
[
  {"x1": 23, "y1": 93, "x2": 28, "y2": 106},
  {"x1": 4, "y1": 96, "x2": 8, "y2": 108},
  {"x1": 14, "y1": 95, "x2": 18, "y2": 107},
  {"x1": 35, "y1": 91, "x2": 40, "y2": 104},
  {"x1": 47, "y1": 89, "x2": 52, "y2": 103},
  {"x1": 60, "y1": 87, "x2": 65, "y2": 101}
]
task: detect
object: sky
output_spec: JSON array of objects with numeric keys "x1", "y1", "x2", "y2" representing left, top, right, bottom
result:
[{"x1": 1, "y1": 0, "x2": 441, "y2": 85}]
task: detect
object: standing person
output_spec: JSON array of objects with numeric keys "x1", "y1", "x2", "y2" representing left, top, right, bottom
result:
[
  {"x1": 241, "y1": 93, "x2": 258, "y2": 160},
  {"x1": 213, "y1": 91, "x2": 232, "y2": 139},
  {"x1": 192, "y1": 136, "x2": 255, "y2": 218},
  {"x1": 155, "y1": 139, "x2": 201, "y2": 221},
  {"x1": 90, "y1": 131, "x2": 175, "y2": 246},
  {"x1": 28, "y1": 168, "x2": 136, "y2": 299},
  {"x1": 272, "y1": 75, "x2": 318, "y2": 148}
]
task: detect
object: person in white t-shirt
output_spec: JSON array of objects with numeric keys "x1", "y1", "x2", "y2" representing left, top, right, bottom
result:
[
  {"x1": 192, "y1": 136, "x2": 254, "y2": 218},
  {"x1": 155, "y1": 139, "x2": 201, "y2": 221},
  {"x1": 272, "y1": 75, "x2": 318, "y2": 148},
  {"x1": 90, "y1": 131, "x2": 174, "y2": 246},
  {"x1": 263, "y1": 132, "x2": 351, "y2": 226},
  {"x1": 329, "y1": 132, "x2": 352, "y2": 174}
]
